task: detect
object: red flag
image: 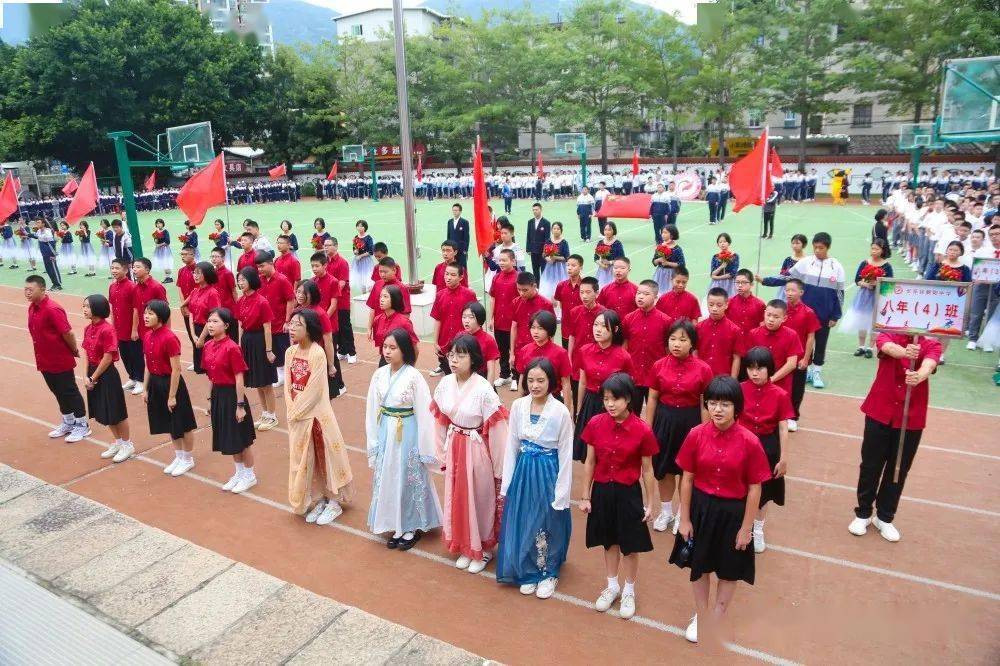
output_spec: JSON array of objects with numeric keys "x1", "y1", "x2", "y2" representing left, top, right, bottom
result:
[
  {"x1": 65, "y1": 162, "x2": 99, "y2": 225},
  {"x1": 176, "y1": 154, "x2": 227, "y2": 226},
  {"x1": 536, "y1": 150, "x2": 545, "y2": 180},
  {"x1": 595, "y1": 193, "x2": 652, "y2": 219},
  {"x1": 62, "y1": 178, "x2": 78, "y2": 196},
  {"x1": 0, "y1": 172, "x2": 19, "y2": 224},
  {"x1": 729, "y1": 128, "x2": 775, "y2": 213},
  {"x1": 415, "y1": 153, "x2": 423, "y2": 182},
  {"x1": 769, "y1": 147, "x2": 784, "y2": 180},
  {"x1": 268, "y1": 163, "x2": 286, "y2": 180},
  {"x1": 632, "y1": 147, "x2": 640, "y2": 177},
  {"x1": 326, "y1": 161, "x2": 338, "y2": 181},
  {"x1": 472, "y1": 136, "x2": 492, "y2": 257},
  {"x1": 144, "y1": 171, "x2": 157, "y2": 191}
]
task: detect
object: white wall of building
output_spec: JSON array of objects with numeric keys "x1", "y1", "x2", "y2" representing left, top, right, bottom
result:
[{"x1": 334, "y1": 8, "x2": 441, "y2": 43}]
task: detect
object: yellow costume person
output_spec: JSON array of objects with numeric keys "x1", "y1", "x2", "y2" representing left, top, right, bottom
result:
[{"x1": 830, "y1": 169, "x2": 852, "y2": 204}]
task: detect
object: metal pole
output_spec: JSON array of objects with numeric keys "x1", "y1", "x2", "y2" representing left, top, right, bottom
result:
[
  {"x1": 755, "y1": 127, "x2": 769, "y2": 293},
  {"x1": 580, "y1": 149, "x2": 588, "y2": 191},
  {"x1": 369, "y1": 149, "x2": 379, "y2": 202},
  {"x1": 909, "y1": 147, "x2": 922, "y2": 189},
  {"x1": 391, "y1": 0, "x2": 419, "y2": 285},
  {"x1": 893, "y1": 347, "x2": 916, "y2": 483},
  {"x1": 108, "y1": 131, "x2": 145, "y2": 259}
]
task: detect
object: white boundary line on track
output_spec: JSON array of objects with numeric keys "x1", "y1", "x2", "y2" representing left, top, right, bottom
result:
[{"x1": 797, "y1": 426, "x2": 1000, "y2": 462}]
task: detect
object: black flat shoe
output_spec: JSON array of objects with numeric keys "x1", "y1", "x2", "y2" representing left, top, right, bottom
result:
[
  {"x1": 864, "y1": 349, "x2": 873, "y2": 359},
  {"x1": 386, "y1": 536, "x2": 399, "y2": 549},
  {"x1": 398, "y1": 532, "x2": 421, "y2": 551}
]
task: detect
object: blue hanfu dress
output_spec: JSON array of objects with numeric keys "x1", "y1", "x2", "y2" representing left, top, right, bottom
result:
[
  {"x1": 496, "y1": 394, "x2": 573, "y2": 586},
  {"x1": 365, "y1": 364, "x2": 443, "y2": 536}
]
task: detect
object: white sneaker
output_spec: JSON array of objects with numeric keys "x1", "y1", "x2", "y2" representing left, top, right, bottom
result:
[
  {"x1": 171, "y1": 458, "x2": 195, "y2": 477},
  {"x1": 848, "y1": 516, "x2": 870, "y2": 536},
  {"x1": 653, "y1": 510, "x2": 674, "y2": 532},
  {"x1": 454, "y1": 555, "x2": 472, "y2": 570},
  {"x1": 112, "y1": 442, "x2": 134, "y2": 463},
  {"x1": 595, "y1": 586, "x2": 620, "y2": 612},
  {"x1": 272, "y1": 375, "x2": 285, "y2": 388},
  {"x1": 536, "y1": 577, "x2": 557, "y2": 599},
  {"x1": 509, "y1": 378, "x2": 518, "y2": 392},
  {"x1": 619, "y1": 592, "x2": 636, "y2": 619},
  {"x1": 966, "y1": 341, "x2": 978, "y2": 351},
  {"x1": 315, "y1": 500, "x2": 343, "y2": 525},
  {"x1": 787, "y1": 419, "x2": 798, "y2": 432},
  {"x1": 130, "y1": 383, "x2": 144, "y2": 396},
  {"x1": 48, "y1": 422, "x2": 74, "y2": 439},
  {"x1": 65, "y1": 424, "x2": 91, "y2": 443},
  {"x1": 257, "y1": 415, "x2": 278, "y2": 432},
  {"x1": 337, "y1": 353, "x2": 348, "y2": 360},
  {"x1": 985, "y1": 346, "x2": 995, "y2": 353},
  {"x1": 185, "y1": 363, "x2": 195, "y2": 371},
  {"x1": 493, "y1": 376, "x2": 509, "y2": 388},
  {"x1": 671, "y1": 514, "x2": 680, "y2": 535},
  {"x1": 429, "y1": 368, "x2": 444, "y2": 377},
  {"x1": 871, "y1": 517, "x2": 900, "y2": 542},
  {"x1": 467, "y1": 553, "x2": 492, "y2": 574},
  {"x1": 164, "y1": 457, "x2": 180, "y2": 475},
  {"x1": 753, "y1": 528, "x2": 766, "y2": 553},
  {"x1": 231, "y1": 474, "x2": 257, "y2": 494},
  {"x1": 305, "y1": 499, "x2": 328, "y2": 523},
  {"x1": 347, "y1": 355, "x2": 357, "y2": 364},
  {"x1": 122, "y1": 380, "x2": 136, "y2": 391},
  {"x1": 100, "y1": 442, "x2": 121, "y2": 459},
  {"x1": 519, "y1": 583, "x2": 537, "y2": 595},
  {"x1": 685, "y1": 615, "x2": 698, "y2": 643},
  {"x1": 222, "y1": 473, "x2": 241, "y2": 491}
]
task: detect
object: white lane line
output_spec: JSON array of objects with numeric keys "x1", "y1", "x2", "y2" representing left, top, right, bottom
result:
[
  {"x1": 798, "y1": 426, "x2": 1000, "y2": 461},
  {"x1": 783, "y1": 476, "x2": 1000, "y2": 518},
  {"x1": 0, "y1": 405, "x2": 799, "y2": 666},
  {"x1": 802, "y1": 387, "x2": 1000, "y2": 419}
]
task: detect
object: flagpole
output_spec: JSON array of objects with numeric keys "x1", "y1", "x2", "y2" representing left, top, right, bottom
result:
[
  {"x1": 755, "y1": 127, "x2": 769, "y2": 295},
  {"x1": 391, "y1": 0, "x2": 419, "y2": 286},
  {"x1": 220, "y1": 152, "x2": 233, "y2": 236}
]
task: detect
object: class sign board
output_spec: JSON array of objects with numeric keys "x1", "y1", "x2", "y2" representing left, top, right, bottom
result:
[
  {"x1": 872, "y1": 278, "x2": 972, "y2": 338},
  {"x1": 971, "y1": 257, "x2": 1000, "y2": 284}
]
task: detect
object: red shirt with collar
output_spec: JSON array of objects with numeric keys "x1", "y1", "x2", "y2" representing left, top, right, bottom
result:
[
  {"x1": 511, "y1": 293, "x2": 555, "y2": 349},
  {"x1": 236, "y1": 292, "x2": 273, "y2": 332},
  {"x1": 134, "y1": 277, "x2": 167, "y2": 336},
  {"x1": 177, "y1": 263, "x2": 197, "y2": 300},
  {"x1": 554, "y1": 278, "x2": 583, "y2": 338},
  {"x1": 448, "y1": 327, "x2": 501, "y2": 374},
  {"x1": 568, "y1": 302, "x2": 606, "y2": 380},
  {"x1": 259, "y1": 272, "x2": 294, "y2": 333},
  {"x1": 142, "y1": 325, "x2": 181, "y2": 376},
  {"x1": 860, "y1": 333, "x2": 942, "y2": 430},
  {"x1": 312, "y1": 272, "x2": 340, "y2": 312},
  {"x1": 237, "y1": 249, "x2": 256, "y2": 273},
  {"x1": 432, "y1": 262, "x2": 469, "y2": 290},
  {"x1": 83, "y1": 320, "x2": 119, "y2": 367},
  {"x1": 739, "y1": 380, "x2": 794, "y2": 436},
  {"x1": 656, "y1": 289, "x2": 701, "y2": 322},
  {"x1": 202, "y1": 336, "x2": 249, "y2": 386},
  {"x1": 695, "y1": 316, "x2": 745, "y2": 377},
  {"x1": 371, "y1": 263, "x2": 401, "y2": 283},
  {"x1": 784, "y1": 300, "x2": 821, "y2": 352},
  {"x1": 108, "y1": 276, "x2": 138, "y2": 341},
  {"x1": 488, "y1": 268, "x2": 519, "y2": 331},
  {"x1": 515, "y1": 339, "x2": 572, "y2": 392},
  {"x1": 578, "y1": 343, "x2": 634, "y2": 392},
  {"x1": 372, "y1": 311, "x2": 418, "y2": 351},
  {"x1": 274, "y1": 253, "x2": 301, "y2": 284},
  {"x1": 330, "y1": 254, "x2": 351, "y2": 311},
  {"x1": 598, "y1": 279, "x2": 639, "y2": 319},
  {"x1": 623, "y1": 307, "x2": 672, "y2": 387},
  {"x1": 215, "y1": 266, "x2": 237, "y2": 310},
  {"x1": 649, "y1": 354, "x2": 714, "y2": 407},
  {"x1": 367, "y1": 278, "x2": 412, "y2": 314},
  {"x1": 580, "y1": 412, "x2": 659, "y2": 485},
  {"x1": 188, "y1": 284, "x2": 221, "y2": 325},
  {"x1": 297, "y1": 304, "x2": 336, "y2": 335},
  {"x1": 747, "y1": 325, "x2": 804, "y2": 395},
  {"x1": 725, "y1": 293, "x2": 766, "y2": 335},
  {"x1": 676, "y1": 421, "x2": 772, "y2": 499},
  {"x1": 430, "y1": 285, "x2": 477, "y2": 345}
]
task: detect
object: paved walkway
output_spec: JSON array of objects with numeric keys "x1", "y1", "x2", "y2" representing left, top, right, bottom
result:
[{"x1": 0, "y1": 464, "x2": 488, "y2": 665}]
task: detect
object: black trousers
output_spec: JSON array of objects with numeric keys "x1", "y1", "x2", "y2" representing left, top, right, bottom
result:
[
  {"x1": 437, "y1": 353, "x2": 452, "y2": 375},
  {"x1": 762, "y1": 211, "x2": 775, "y2": 238},
  {"x1": 42, "y1": 370, "x2": 85, "y2": 418},
  {"x1": 42, "y1": 253, "x2": 62, "y2": 288},
  {"x1": 791, "y1": 367, "x2": 807, "y2": 419},
  {"x1": 495, "y1": 329, "x2": 511, "y2": 379},
  {"x1": 337, "y1": 310, "x2": 356, "y2": 356},
  {"x1": 579, "y1": 215, "x2": 592, "y2": 241},
  {"x1": 812, "y1": 324, "x2": 831, "y2": 366},
  {"x1": 118, "y1": 339, "x2": 145, "y2": 383},
  {"x1": 529, "y1": 252, "x2": 542, "y2": 282},
  {"x1": 855, "y1": 416, "x2": 922, "y2": 523}
]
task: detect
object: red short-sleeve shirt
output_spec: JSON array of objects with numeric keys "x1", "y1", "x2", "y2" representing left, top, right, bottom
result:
[
  {"x1": 371, "y1": 263, "x2": 401, "y2": 284},
  {"x1": 143, "y1": 325, "x2": 181, "y2": 376},
  {"x1": 554, "y1": 279, "x2": 583, "y2": 337},
  {"x1": 461, "y1": 327, "x2": 501, "y2": 365},
  {"x1": 860, "y1": 333, "x2": 942, "y2": 430},
  {"x1": 675, "y1": 422, "x2": 773, "y2": 499},
  {"x1": 302, "y1": 304, "x2": 336, "y2": 335},
  {"x1": 313, "y1": 272, "x2": 340, "y2": 312},
  {"x1": 515, "y1": 339, "x2": 572, "y2": 393},
  {"x1": 580, "y1": 412, "x2": 659, "y2": 485},
  {"x1": 108, "y1": 277, "x2": 137, "y2": 341},
  {"x1": 649, "y1": 354, "x2": 714, "y2": 407},
  {"x1": 623, "y1": 307, "x2": 672, "y2": 387},
  {"x1": 373, "y1": 311, "x2": 418, "y2": 351},
  {"x1": 725, "y1": 293, "x2": 766, "y2": 335},
  {"x1": 598, "y1": 280, "x2": 639, "y2": 319},
  {"x1": 695, "y1": 316, "x2": 745, "y2": 377},
  {"x1": 430, "y1": 285, "x2": 477, "y2": 345},
  {"x1": 188, "y1": 285, "x2": 222, "y2": 325},
  {"x1": 177, "y1": 264, "x2": 196, "y2": 300},
  {"x1": 784, "y1": 301, "x2": 821, "y2": 351},
  {"x1": 568, "y1": 303, "x2": 606, "y2": 379},
  {"x1": 746, "y1": 325, "x2": 804, "y2": 395},
  {"x1": 237, "y1": 250, "x2": 256, "y2": 273},
  {"x1": 83, "y1": 320, "x2": 120, "y2": 366},
  {"x1": 202, "y1": 336, "x2": 249, "y2": 386},
  {"x1": 330, "y1": 254, "x2": 351, "y2": 311},
  {"x1": 215, "y1": 267, "x2": 237, "y2": 310},
  {"x1": 511, "y1": 293, "x2": 555, "y2": 349},
  {"x1": 367, "y1": 278, "x2": 412, "y2": 314},
  {"x1": 134, "y1": 277, "x2": 167, "y2": 336},
  {"x1": 578, "y1": 343, "x2": 634, "y2": 393},
  {"x1": 739, "y1": 380, "x2": 794, "y2": 436},
  {"x1": 656, "y1": 289, "x2": 701, "y2": 322},
  {"x1": 274, "y1": 253, "x2": 302, "y2": 284},
  {"x1": 432, "y1": 262, "x2": 469, "y2": 290},
  {"x1": 27, "y1": 296, "x2": 76, "y2": 374},
  {"x1": 259, "y1": 272, "x2": 294, "y2": 333},
  {"x1": 236, "y1": 292, "x2": 273, "y2": 332},
  {"x1": 488, "y1": 269, "x2": 520, "y2": 331}
]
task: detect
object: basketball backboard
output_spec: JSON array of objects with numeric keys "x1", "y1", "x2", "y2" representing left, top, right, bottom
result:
[
  {"x1": 165, "y1": 121, "x2": 214, "y2": 166},
  {"x1": 898, "y1": 123, "x2": 944, "y2": 151},
  {"x1": 937, "y1": 56, "x2": 1000, "y2": 143},
  {"x1": 342, "y1": 144, "x2": 365, "y2": 163},
  {"x1": 553, "y1": 133, "x2": 587, "y2": 156}
]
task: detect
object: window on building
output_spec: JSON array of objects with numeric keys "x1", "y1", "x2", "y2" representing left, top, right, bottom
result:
[
  {"x1": 747, "y1": 110, "x2": 763, "y2": 129},
  {"x1": 852, "y1": 103, "x2": 873, "y2": 128},
  {"x1": 350, "y1": 24, "x2": 363, "y2": 36},
  {"x1": 783, "y1": 110, "x2": 798, "y2": 128}
]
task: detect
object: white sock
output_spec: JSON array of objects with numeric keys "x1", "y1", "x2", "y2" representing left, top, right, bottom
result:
[
  {"x1": 235, "y1": 462, "x2": 245, "y2": 472},
  {"x1": 242, "y1": 466, "x2": 254, "y2": 478},
  {"x1": 753, "y1": 519, "x2": 765, "y2": 532},
  {"x1": 173, "y1": 450, "x2": 182, "y2": 461},
  {"x1": 75, "y1": 416, "x2": 87, "y2": 426},
  {"x1": 623, "y1": 581, "x2": 635, "y2": 596},
  {"x1": 61, "y1": 413, "x2": 74, "y2": 425},
  {"x1": 607, "y1": 576, "x2": 620, "y2": 592},
  {"x1": 661, "y1": 501, "x2": 673, "y2": 516},
  {"x1": 402, "y1": 531, "x2": 414, "y2": 540},
  {"x1": 115, "y1": 438, "x2": 124, "y2": 447},
  {"x1": 183, "y1": 451, "x2": 193, "y2": 462}
]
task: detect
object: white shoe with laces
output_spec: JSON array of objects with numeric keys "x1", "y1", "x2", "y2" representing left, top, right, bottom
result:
[
  {"x1": 985, "y1": 346, "x2": 995, "y2": 353},
  {"x1": 112, "y1": 443, "x2": 134, "y2": 463},
  {"x1": 48, "y1": 422, "x2": 74, "y2": 439},
  {"x1": 454, "y1": 555, "x2": 472, "y2": 570},
  {"x1": 787, "y1": 419, "x2": 798, "y2": 432},
  {"x1": 509, "y1": 378, "x2": 518, "y2": 392},
  {"x1": 231, "y1": 474, "x2": 257, "y2": 494},
  {"x1": 871, "y1": 517, "x2": 901, "y2": 542},
  {"x1": 65, "y1": 424, "x2": 92, "y2": 443},
  {"x1": 847, "y1": 516, "x2": 870, "y2": 536},
  {"x1": 619, "y1": 592, "x2": 636, "y2": 619},
  {"x1": 753, "y1": 527, "x2": 766, "y2": 553},
  {"x1": 171, "y1": 458, "x2": 195, "y2": 477},
  {"x1": 222, "y1": 473, "x2": 241, "y2": 491},
  {"x1": 493, "y1": 377, "x2": 509, "y2": 388},
  {"x1": 652, "y1": 510, "x2": 674, "y2": 532},
  {"x1": 315, "y1": 500, "x2": 343, "y2": 525},
  {"x1": 100, "y1": 443, "x2": 121, "y2": 459},
  {"x1": 163, "y1": 457, "x2": 180, "y2": 475},
  {"x1": 130, "y1": 383, "x2": 144, "y2": 396},
  {"x1": 122, "y1": 380, "x2": 136, "y2": 391},
  {"x1": 536, "y1": 577, "x2": 557, "y2": 599},
  {"x1": 519, "y1": 583, "x2": 537, "y2": 595},
  {"x1": 305, "y1": 499, "x2": 328, "y2": 523},
  {"x1": 685, "y1": 615, "x2": 698, "y2": 643},
  {"x1": 966, "y1": 340, "x2": 978, "y2": 351},
  {"x1": 467, "y1": 553, "x2": 492, "y2": 574},
  {"x1": 595, "y1": 586, "x2": 620, "y2": 612}
]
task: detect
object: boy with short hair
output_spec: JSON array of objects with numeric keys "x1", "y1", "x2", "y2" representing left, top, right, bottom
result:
[
  {"x1": 726, "y1": 268, "x2": 766, "y2": 334},
  {"x1": 624, "y1": 280, "x2": 673, "y2": 405},
  {"x1": 508, "y1": 271, "x2": 554, "y2": 391},
  {"x1": 695, "y1": 287, "x2": 744, "y2": 378},
  {"x1": 655, "y1": 266, "x2": 701, "y2": 322},
  {"x1": 488, "y1": 249, "x2": 519, "y2": 386},
  {"x1": 747, "y1": 300, "x2": 803, "y2": 397}
]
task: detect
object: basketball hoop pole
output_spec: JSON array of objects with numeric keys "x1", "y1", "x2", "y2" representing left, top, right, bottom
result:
[
  {"x1": 108, "y1": 131, "x2": 145, "y2": 259},
  {"x1": 391, "y1": 0, "x2": 418, "y2": 284},
  {"x1": 909, "y1": 147, "x2": 923, "y2": 189},
  {"x1": 580, "y1": 147, "x2": 587, "y2": 190}
]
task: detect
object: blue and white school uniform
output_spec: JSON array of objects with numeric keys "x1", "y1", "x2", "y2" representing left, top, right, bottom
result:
[
  {"x1": 840, "y1": 261, "x2": 893, "y2": 334},
  {"x1": 539, "y1": 239, "x2": 569, "y2": 299},
  {"x1": 496, "y1": 395, "x2": 573, "y2": 587},
  {"x1": 350, "y1": 234, "x2": 376, "y2": 293},
  {"x1": 152, "y1": 229, "x2": 174, "y2": 273},
  {"x1": 0, "y1": 224, "x2": 15, "y2": 264},
  {"x1": 759, "y1": 256, "x2": 798, "y2": 301},
  {"x1": 708, "y1": 252, "x2": 740, "y2": 296},
  {"x1": 653, "y1": 243, "x2": 685, "y2": 295},
  {"x1": 978, "y1": 284, "x2": 1000, "y2": 349},
  {"x1": 365, "y1": 364, "x2": 443, "y2": 537}
]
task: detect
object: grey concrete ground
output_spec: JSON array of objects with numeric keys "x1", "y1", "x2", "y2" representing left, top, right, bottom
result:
[{"x1": 0, "y1": 464, "x2": 488, "y2": 665}]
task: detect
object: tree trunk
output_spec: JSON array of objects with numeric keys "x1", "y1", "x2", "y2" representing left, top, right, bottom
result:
[
  {"x1": 600, "y1": 116, "x2": 609, "y2": 173},
  {"x1": 913, "y1": 101, "x2": 923, "y2": 124},
  {"x1": 529, "y1": 117, "x2": 538, "y2": 173},
  {"x1": 717, "y1": 119, "x2": 726, "y2": 168},
  {"x1": 672, "y1": 119, "x2": 680, "y2": 171},
  {"x1": 798, "y1": 107, "x2": 808, "y2": 172}
]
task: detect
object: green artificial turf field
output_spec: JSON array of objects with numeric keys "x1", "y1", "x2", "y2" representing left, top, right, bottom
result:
[{"x1": 2, "y1": 196, "x2": 996, "y2": 414}]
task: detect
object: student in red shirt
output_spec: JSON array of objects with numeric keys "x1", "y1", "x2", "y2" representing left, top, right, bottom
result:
[
  {"x1": 598, "y1": 257, "x2": 639, "y2": 320},
  {"x1": 82, "y1": 294, "x2": 133, "y2": 462},
  {"x1": 695, "y1": 288, "x2": 744, "y2": 378},
  {"x1": 782, "y1": 278, "x2": 820, "y2": 431},
  {"x1": 176, "y1": 246, "x2": 198, "y2": 351},
  {"x1": 644, "y1": 319, "x2": 714, "y2": 534},
  {"x1": 849, "y1": 333, "x2": 941, "y2": 543},
  {"x1": 746, "y1": 300, "x2": 802, "y2": 397},
  {"x1": 109, "y1": 258, "x2": 144, "y2": 393},
  {"x1": 430, "y1": 262, "x2": 477, "y2": 376},
  {"x1": 488, "y1": 249, "x2": 520, "y2": 386},
  {"x1": 579, "y1": 373, "x2": 659, "y2": 621},
  {"x1": 739, "y1": 347, "x2": 793, "y2": 554},
  {"x1": 655, "y1": 266, "x2": 701, "y2": 322},
  {"x1": 255, "y1": 252, "x2": 295, "y2": 388},
  {"x1": 203, "y1": 307, "x2": 258, "y2": 494},
  {"x1": 235, "y1": 232, "x2": 257, "y2": 273},
  {"x1": 459, "y1": 301, "x2": 500, "y2": 383},
  {"x1": 554, "y1": 254, "x2": 585, "y2": 348},
  {"x1": 274, "y1": 235, "x2": 302, "y2": 284},
  {"x1": 670, "y1": 375, "x2": 772, "y2": 644},
  {"x1": 624, "y1": 280, "x2": 673, "y2": 406},
  {"x1": 432, "y1": 241, "x2": 469, "y2": 290},
  {"x1": 132, "y1": 258, "x2": 167, "y2": 341},
  {"x1": 142, "y1": 300, "x2": 198, "y2": 477},
  {"x1": 725, "y1": 269, "x2": 766, "y2": 335},
  {"x1": 573, "y1": 310, "x2": 634, "y2": 460},
  {"x1": 323, "y1": 237, "x2": 356, "y2": 364},
  {"x1": 186, "y1": 262, "x2": 223, "y2": 375},
  {"x1": 508, "y1": 271, "x2": 555, "y2": 389},
  {"x1": 236, "y1": 267, "x2": 278, "y2": 431},
  {"x1": 367, "y1": 256, "x2": 412, "y2": 329},
  {"x1": 514, "y1": 310, "x2": 571, "y2": 400},
  {"x1": 567, "y1": 277, "x2": 605, "y2": 407},
  {"x1": 369, "y1": 242, "x2": 400, "y2": 284},
  {"x1": 211, "y1": 247, "x2": 239, "y2": 340},
  {"x1": 293, "y1": 279, "x2": 344, "y2": 399},
  {"x1": 309, "y1": 251, "x2": 340, "y2": 319},
  {"x1": 371, "y1": 283, "x2": 418, "y2": 366}
]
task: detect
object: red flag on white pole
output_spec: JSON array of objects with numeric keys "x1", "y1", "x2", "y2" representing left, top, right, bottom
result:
[
  {"x1": 144, "y1": 171, "x2": 157, "y2": 191},
  {"x1": 62, "y1": 178, "x2": 79, "y2": 196},
  {"x1": 65, "y1": 163, "x2": 99, "y2": 225},
  {"x1": 729, "y1": 129, "x2": 776, "y2": 213},
  {"x1": 326, "y1": 161, "x2": 338, "y2": 181},
  {"x1": 268, "y1": 163, "x2": 287, "y2": 180}
]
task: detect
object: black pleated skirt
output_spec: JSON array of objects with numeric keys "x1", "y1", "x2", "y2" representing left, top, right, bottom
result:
[
  {"x1": 650, "y1": 403, "x2": 702, "y2": 479},
  {"x1": 757, "y1": 431, "x2": 784, "y2": 508},
  {"x1": 585, "y1": 481, "x2": 653, "y2": 556},
  {"x1": 240, "y1": 329, "x2": 278, "y2": 388},
  {"x1": 573, "y1": 390, "x2": 604, "y2": 462},
  {"x1": 86, "y1": 364, "x2": 127, "y2": 426},
  {"x1": 209, "y1": 384, "x2": 256, "y2": 455},
  {"x1": 146, "y1": 373, "x2": 198, "y2": 440},
  {"x1": 669, "y1": 487, "x2": 755, "y2": 584},
  {"x1": 327, "y1": 352, "x2": 345, "y2": 399},
  {"x1": 193, "y1": 323, "x2": 206, "y2": 374}
]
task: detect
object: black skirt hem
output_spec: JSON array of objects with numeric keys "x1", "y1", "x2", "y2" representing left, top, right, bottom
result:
[
  {"x1": 146, "y1": 373, "x2": 198, "y2": 440},
  {"x1": 572, "y1": 390, "x2": 603, "y2": 462},
  {"x1": 585, "y1": 481, "x2": 653, "y2": 556},
  {"x1": 240, "y1": 329, "x2": 278, "y2": 388},
  {"x1": 86, "y1": 364, "x2": 128, "y2": 426},
  {"x1": 650, "y1": 403, "x2": 702, "y2": 480},
  {"x1": 668, "y1": 487, "x2": 755, "y2": 584},
  {"x1": 209, "y1": 384, "x2": 256, "y2": 455},
  {"x1": 757, "y1": 430, "x2": 785, "y2": 508}
]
